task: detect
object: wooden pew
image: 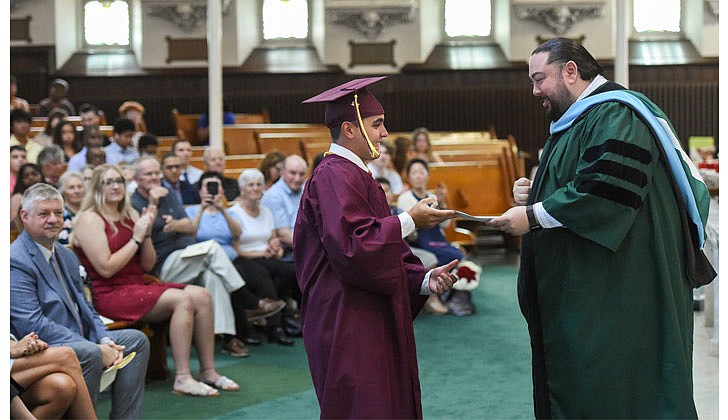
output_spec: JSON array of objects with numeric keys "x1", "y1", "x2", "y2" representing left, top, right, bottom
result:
[
  {"x1": 31, "y1": 115, "x2": 83, "y2": 129},
  {"x1": 303, "y1": 142, "x2": 331, "y2": 167},
  {"x1": 29, "y1": 124, "x2": 114, "y2": 138},
  {"x1": 188, "y1": 154, "x2": 265, "y2": 171},
  {"x1": 172, "y1": 109, "x2": 271, "y2": 145},
  {"x1": 256, "y1": 132, "x2": 331, "y2": 160},
  {"x1": 222, "y1": 123, "x2": 329, "y2": 155},
  {"x1": 426, "y1": 159, "x2": 513, "y2": 217}
]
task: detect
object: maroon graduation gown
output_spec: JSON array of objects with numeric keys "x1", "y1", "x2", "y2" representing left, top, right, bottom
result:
[{"x1": 294, "y1": 154, "x2": 429, "y2": 419}]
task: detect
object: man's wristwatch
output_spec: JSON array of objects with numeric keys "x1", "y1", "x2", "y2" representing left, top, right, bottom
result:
[{"x1": 525, "y1": 205, "x2": 542, "y2": 231}]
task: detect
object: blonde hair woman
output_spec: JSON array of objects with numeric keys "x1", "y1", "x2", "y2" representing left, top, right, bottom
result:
[{"x1": 72, "y1": 164, "x2": 239, "y2": 396}]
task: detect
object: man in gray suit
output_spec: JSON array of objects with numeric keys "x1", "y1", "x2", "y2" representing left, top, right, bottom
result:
[{"x1": 10, "y1": 183, "x2": 150, "y2": 419}]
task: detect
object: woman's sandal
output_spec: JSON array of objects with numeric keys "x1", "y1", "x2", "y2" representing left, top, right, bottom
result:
[
  {"x1": 171, "y1": 381, "x2": 220, "y2": 397},
  {"x1": 203, "y1": 375, "x2": 240, "y2": 391}
]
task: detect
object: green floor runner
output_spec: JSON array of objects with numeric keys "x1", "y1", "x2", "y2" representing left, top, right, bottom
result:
[{"x1": 97, "y1": 252, "x2": 534, "y2": 419}]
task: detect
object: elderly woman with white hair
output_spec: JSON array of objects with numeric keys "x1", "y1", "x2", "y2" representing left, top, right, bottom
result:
[
  {"x1": 56, "y1": 171, "x2": 86, "y2": 245},
  {"x1": 229, "y1": 169, "x2": 302, "y2": 338}
]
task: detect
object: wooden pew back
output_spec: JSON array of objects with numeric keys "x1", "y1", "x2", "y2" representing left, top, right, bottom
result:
[
  {"x1": 426, "y1": 159, "x2": 513, "y2": 217},
  {"x1": 172, "y1": 109, "x2": 271, "y2": 145},
  {"x1": 256, "y1": 132, "x2": 332, "y2": 161},
  {"x1": 222, "y1": 124, "x2": 329, "y2": 155}
]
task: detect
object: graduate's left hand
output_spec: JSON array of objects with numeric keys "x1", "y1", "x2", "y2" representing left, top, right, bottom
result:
[
  {"x1": 428, "y1": 259, "x2": 459, "y2": 294},
  {"x1": 488, "y1": 206, "x2": 529, "y2": 235}
]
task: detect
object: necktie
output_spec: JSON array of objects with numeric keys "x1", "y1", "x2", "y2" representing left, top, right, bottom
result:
[{"x1": 49, "y1": 253, "x2": 84, "y2": 333}]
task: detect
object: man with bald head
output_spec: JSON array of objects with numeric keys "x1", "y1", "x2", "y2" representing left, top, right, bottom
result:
[
  {"x1": 261, "y1": 154, "x2": 308, "y2": 249},
  {"x1": 202, "y1": 148, "x2": 240, "y2": 202}
]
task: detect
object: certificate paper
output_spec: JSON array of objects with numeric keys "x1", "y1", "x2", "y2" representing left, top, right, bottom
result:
[
  {"x1": 454, "y1": 211, "x2": 499, "y2": 223},
  {"x1": 100, "y1": 351, "x2": 136, "y2": 392}
]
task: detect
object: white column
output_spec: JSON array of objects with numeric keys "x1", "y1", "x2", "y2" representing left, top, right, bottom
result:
[
  {"x1": 614, "y1": 0, "x2": 630, "y2": 88},
  {"x1": 207, "y1": 0, "x2": 224, "y2": 151}
]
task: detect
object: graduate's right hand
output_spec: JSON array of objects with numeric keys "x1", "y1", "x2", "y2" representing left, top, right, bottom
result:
[
  {"x1": 408, "y1": 196, "x2": 455, "y2": 229},
  {"x1": 513, "y1": 177, "x2": 531, "y2": 205}
]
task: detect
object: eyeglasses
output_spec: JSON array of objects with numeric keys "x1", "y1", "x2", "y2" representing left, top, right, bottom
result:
[
  {"x1": 164, "y1": 164, "x2": 181, "y2": 170},
  {"x1": 102, "y1": 178, "x2": 126, "y2": 187}
]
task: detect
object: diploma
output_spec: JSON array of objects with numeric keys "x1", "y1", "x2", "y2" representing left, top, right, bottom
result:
[
  {"x1": 453, "y1": 211, "x2": 498, "y2": 223},
  {"x1": 100, "y1": 351, "x2": 137, "y2": 392}
]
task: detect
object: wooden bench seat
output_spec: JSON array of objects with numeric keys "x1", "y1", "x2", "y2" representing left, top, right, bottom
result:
[
  {"x1": 256, "y1": 132, "x2": 332, "y2": 160},
  {"x1": 188, "y1": 154, "x2": 266, "y2": 171}
]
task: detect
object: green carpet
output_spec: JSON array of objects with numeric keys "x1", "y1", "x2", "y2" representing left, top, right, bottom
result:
[{"x1": 97, "y1": 251, "x2": 534, "y2": 419}]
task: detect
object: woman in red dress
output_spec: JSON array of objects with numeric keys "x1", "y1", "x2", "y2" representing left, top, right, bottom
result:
[{"x1": 73, "y1": 164, "x2": 239, "y2": 397}]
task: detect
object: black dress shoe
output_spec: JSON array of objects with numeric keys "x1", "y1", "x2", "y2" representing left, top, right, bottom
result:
[
  {"x1": 267, "y1": 326, "x2": 295, "y2": 346},
  {"x1": 283, "y1": 316, "x2": 303, "y2": 337},
  {"x1": 243, "y1": 336, "x2": 262, "y2": 346}
]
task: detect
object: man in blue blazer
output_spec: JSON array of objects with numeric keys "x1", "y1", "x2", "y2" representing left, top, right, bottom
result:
[{"x1": 10, "y1": 183, "x2": 150, "y2": 419}]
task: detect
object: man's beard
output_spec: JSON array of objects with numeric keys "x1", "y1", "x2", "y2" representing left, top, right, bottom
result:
[{"x1": 544, "y1": 83, "x2": 574, "y2": 122}]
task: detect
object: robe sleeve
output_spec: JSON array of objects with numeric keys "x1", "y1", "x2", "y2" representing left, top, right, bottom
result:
[
  {"x1": 311, "y1": 167, "x2": 422, "y2": 296},
  {"x1": 541, "y1": 102, "x2": 659, "y2": 252}
]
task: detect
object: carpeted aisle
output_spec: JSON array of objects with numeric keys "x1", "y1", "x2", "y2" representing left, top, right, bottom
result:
[{"x1": 96, "y1": 251, "x2": 534, "y2": 419}]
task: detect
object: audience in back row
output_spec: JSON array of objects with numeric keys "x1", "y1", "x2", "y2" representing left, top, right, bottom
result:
[
  {"x1": 10, "y1": 74, "x2": 30, "y2": 113},
  {"x1": 36, "y1": 78, "x2": 76, "y2": 117},
  {"x1": 11, "y1": 109, "x2": 42, "y2": 164},
  {"x1": 106, "y1": 118, "x2": 139, "y2": 165},
  {"x1": 10, "y1": 144, "x2": 27, "y2": 195},
  {"x1": 34, "y1": 108, "x2": 68, "y2": 148},
  {"x1": 53, "y1": 120, "x2": 83, "y2": 162}
]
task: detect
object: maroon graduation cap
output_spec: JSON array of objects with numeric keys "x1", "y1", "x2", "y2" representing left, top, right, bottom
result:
[{"x1": 302, "y1": 76, "x2": 387, "y2": 130}]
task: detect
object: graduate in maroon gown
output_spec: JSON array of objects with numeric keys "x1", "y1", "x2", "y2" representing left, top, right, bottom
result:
[{"x1": 295, "y1": 77, "x2": 461, "y2": 419}]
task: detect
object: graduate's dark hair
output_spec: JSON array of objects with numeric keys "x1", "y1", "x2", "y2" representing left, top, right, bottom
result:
[
  {"x1": 532, "y1": 37, "x2": 603, "y2": 81},
  {"x1": 406, "y1": 158, "x2": 429, "y2": 175}
]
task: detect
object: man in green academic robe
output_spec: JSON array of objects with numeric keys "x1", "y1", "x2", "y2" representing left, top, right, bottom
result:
[{"x1": 490, "y1": 38, "x2": 713, "y2": 419}]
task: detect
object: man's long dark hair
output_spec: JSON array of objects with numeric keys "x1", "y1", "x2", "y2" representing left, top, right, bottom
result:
[{"x1": 532, "y1": 37, "x2": 604, "y2": 81}]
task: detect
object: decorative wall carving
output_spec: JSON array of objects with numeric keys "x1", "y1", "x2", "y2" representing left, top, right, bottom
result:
[
  {"x1": 146, "y1": 0, "x2": 232, "y2": 32},
  {"x1": 513, "y1": 2, "x2": 604, "y2": 35},
  {"x1": 10, "y1": 0, "x2": 31, "y2": 13},
  {"x1": 706, "y1": 0, "x2": 718, "y2": 16},
  {"x1": 327, "y1": 0, "x2": 417, "y2": 40}
]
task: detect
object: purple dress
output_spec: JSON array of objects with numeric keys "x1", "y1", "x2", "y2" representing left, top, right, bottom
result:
[{"x1": 293, "y1": 154, "x2": 429, "y2": 419}]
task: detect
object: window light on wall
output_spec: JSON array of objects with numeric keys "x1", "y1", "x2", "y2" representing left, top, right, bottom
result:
[
  {"x1": 262, "y1": 0, "x2": 309, "y2": 40},
  {"x1": 84, "y1": 0, "x2": 130, "y2": 46},
  {"x1": 444, "y1": 0, "x2": 491, "y2": 37},
  {"x1": 633, "y1": 0, "x2": 680, "y2": 33}
]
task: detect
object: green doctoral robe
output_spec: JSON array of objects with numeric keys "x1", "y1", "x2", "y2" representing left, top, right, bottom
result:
[{"x1": 521, "y1": 82, "x2": 704, "y2": 419}]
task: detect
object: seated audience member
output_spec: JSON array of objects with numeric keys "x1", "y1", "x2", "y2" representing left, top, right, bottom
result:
[
  {"x1": 73, "y1": 164, "x2": 238, "y2": 396},
  {"x1": 368, "y1": 141, "x2": 404, "y2": 194},
  {"x1": 10, "y1": 332, "x2": 97, "y2": 419},
  {"x1": 78, "y1": 104, "x2": 110, "y2": 146},
  {"x1": 11, "y1": 108, "x2": 42, "y2": 164},
  {"x1": 33, "y1": 109, "x2": 68, "y2": 147},
  {"x1": 86, "y1": 145, "x2": 107, "y2": 168},
  {"x1": 161, "y1": 152, "x2": 201, "y2": 205},
  {"x1": 411, "y1": 127, "x2": 443, "y2": 163},
  {"x1": 378, "y1": 176, "x2": 444, "y2": 314},
  {"x1": 10, "y1": 74, "x2": 30, "y2": 113},
  {"x1": 173, "y1": 139, "x2": 203, "y2": 184},
  {"x1": 258, "y1": 150, "x2": 286, "y2": 190},
  {"x1": 138, "y1": 133, "x2": 159, "y2": 157},
  {"x1": 53, "y1": 121, "x2": 83, "y2": 162},
  {"x1": 10, "y1": 183, "x2": 150, "y2": 419},
  {"x1": 36, "y1": 78, "x2": 76, "y2": 117},
  {"x1": 118, "y1": 101, "x2": 147, "y2": 146},
  {"x1": 187, "y1": 172, "x2": 292, "y2": 346},
  {"x1": 197, "y1": 102, "x2": 235, "y2": 145},
  {"x1": 201, "y1": 148, "x2": 240, "y2": 202},
  {"x1": 57, "y1": 171, "x2": 86, "y2": 245},
  {"x1": 37, "y1": 145, "x2": 65, "y2": 188},
  {"x1": 11, "y1": 163, "x2": 44, "y2": 234},
  {"x1": 10, "y1": 145, "x2": 27, "y2": 196},
  {"x1": 230, "y1": 169, "x2": 302, "y2": 338},
  {"x1": 397, "y1": 159, "x2": 475, "y2": 316},
  {"x1": 260, "y1": 154, "x2": 308, "y2": 251},
  {"x1": 82, "y1": 165, "x2": 95, "y2": 188},
  {"x1": 392, "y1": 136, "x2": 416, "y2": 178},
  {"x1": 131, "y1": 156, "x2": 284, "y2": 356},
  {"x1": 68, "y1": 126, "x2": 107, "y2": 172},
  {"x1": 106, "y1": 118, "x2": 139, "y2": 166}
]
